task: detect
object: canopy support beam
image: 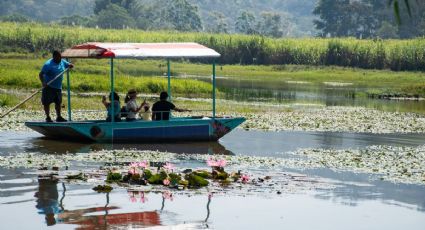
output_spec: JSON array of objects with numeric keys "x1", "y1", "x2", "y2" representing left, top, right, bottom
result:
[
  {"x1": 167, "y1": 59, "x2": 171, "y2": 101},
  {"x1": 110, "y1": 58, "x2": 115, "y2": 123},
  {"x1": 212, "y1": 60, "x2": 216, "y2": 119},
  {"x1": 66, "y1": 58, "x2": 72, "y2": 121}
]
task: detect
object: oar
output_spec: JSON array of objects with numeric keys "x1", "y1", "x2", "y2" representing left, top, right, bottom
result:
[{"x1": 0, "y1": 68, "x2": 69, "y2": 119}]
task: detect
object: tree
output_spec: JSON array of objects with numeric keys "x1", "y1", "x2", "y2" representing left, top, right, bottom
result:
[
  {"x1": 95, "y1": 4, "x2": 135, "y2": 29},
  {"x1": 166, "y1": 0, "x2": 203, "y2": 31},
  {"x1": 257, "y1": 12, "x2": 284, "y2": 38},
  {"x1": 205, "y1": 12, "x2": 228, "y2": 33},
  {"x1": 0, "y1": 13, "x2": 30, "y2": 23},
  {"x1": 313, "y1": 0, "x2": 379, "y2": 38},
  {"x1": 376, "y1": 21, "x2": 399, "y2": 38},
  {"x1": 59, "y1": 15, "x2": 92, "y2": 27},
  {"x1": 235, "y1": 11, "x2": 257, "y2": 35},
  {"x1": 94, "y1": 0, "x2": 136, "y2": 14}
]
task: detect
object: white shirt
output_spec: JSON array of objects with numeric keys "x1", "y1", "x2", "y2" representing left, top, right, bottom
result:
[{"x1": 126, "y1": 99, "x2": 138, "y2": 119}]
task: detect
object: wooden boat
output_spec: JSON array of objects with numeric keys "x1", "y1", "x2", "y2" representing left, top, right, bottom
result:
[{"x1": 25, "y1": 42, "x2": 245, "y2": 142}]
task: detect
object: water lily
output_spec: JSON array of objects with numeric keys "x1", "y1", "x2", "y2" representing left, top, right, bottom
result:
[
  {"x1": 207, "y1": 158, "x2": 218, "y2": 167},
  {"x1": 241, "y1": 174, "x2": 250, "y2": 183},
  {"x1": 138, "y1": 160, "x2": 149, "y2": 169},
  {"x1": 217, "y1": 159, "x2": 227, "y2": 168},
  {"x1": 163, "y1": 162, "x2": 175, "y2": 172},
  {"x1": 163, "y1": 178, "x2": 170, "y2": 186}
]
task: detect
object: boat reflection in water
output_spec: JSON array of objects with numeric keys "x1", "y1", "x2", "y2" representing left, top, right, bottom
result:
[
  {"x1": 34, "y1": 178, "x2": 212, "y2": 229},
  {"x1": 28, "y1": 136, "x2": 234, "y2": 155}
]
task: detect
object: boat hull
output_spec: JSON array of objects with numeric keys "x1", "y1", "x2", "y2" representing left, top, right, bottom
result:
[{"x1": 25, "y1": 117, "x2": 245, "y2": 143}]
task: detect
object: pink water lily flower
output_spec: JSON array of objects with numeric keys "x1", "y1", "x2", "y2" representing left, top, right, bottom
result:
[
  {"x1": 129, "y1": 162, "x2": 139, "y2": 168},
  {"x1": 207, "y1": 158, "x2": 227, "y2": 168},
  {"x1": 138, "y1": 160, "x2": 149, "y2": 169},
  {"x1": 207, "y1": 158, "x2": 218, "y2": 167},
  {"x1": 217, "y1": 159, "x2": 227, "y2": 168},
  {"x1": 241, "y1": 174, "x2": 250, "y2": 184},
  {"x1": 163, "y1": 162, "x2": 175, "y2": 172},
  {"x1": 163, "y1": 178, "x2": 170, "y2": 186},
  {"x1": 128, "y1": 166, "x2": 139, "y2": 175}
]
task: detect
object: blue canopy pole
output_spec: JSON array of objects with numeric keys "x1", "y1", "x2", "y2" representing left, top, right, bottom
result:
[
  {"x1": 167, "y1": 59, "x2": 171, "y2": 101},
  {"x1": 66, "y1": 58, "x2": 72, "y2": 121},
  {"x1": 110, "y1": 58, "x2": 114, "y2": 123},
  {"x1": 212, "y1": 60, "x2": 216, "y2": 119}
]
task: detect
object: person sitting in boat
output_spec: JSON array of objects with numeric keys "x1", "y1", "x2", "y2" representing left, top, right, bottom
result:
[
  {"x1": 102, "y1": 92, "x2": 121, "y2": 122},
  {"x1": 124, "y1": 89, "x2": 145, "y2": 122},
  {"x1": 139, "y1": 101, "x2": 152, "y2": 121},
  {"x1": 151, "y1": 91, "x2": 190, "y2": 121}
]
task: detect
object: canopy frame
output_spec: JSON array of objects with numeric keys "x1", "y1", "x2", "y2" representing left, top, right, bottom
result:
[{"x1": 63, "y1": 42, "x2": 220, "y2": 123}]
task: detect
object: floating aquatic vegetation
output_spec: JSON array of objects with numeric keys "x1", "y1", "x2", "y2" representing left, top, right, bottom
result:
[
  {"x1": 92, "y1": 184, "x2": 113, "y2": 193},
  {"x1": 2, "y1": 106, "x2": 425, "y2": 133},
  {"x1": 0, "y1": 149, "x2": 336, "y2": 195},
  {"x1": 241, "y1": 106, "x2": 425, "y2": 133},
  {"x1": 295, "y1": 145, "x2": 425, "y2": 185}
]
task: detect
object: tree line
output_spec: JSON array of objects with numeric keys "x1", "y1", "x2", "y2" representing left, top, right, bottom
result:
[
  {"x1": 313, "y1": 0, "x2": 425, "y2": 39},
  {"x1": 0, "y1": 0, "x2": 312, "y2": 38}
]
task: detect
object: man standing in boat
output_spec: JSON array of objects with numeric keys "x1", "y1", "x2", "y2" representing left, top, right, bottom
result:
[{"x1": 39, "y1": 50, "x2": 74, "y2": 122}]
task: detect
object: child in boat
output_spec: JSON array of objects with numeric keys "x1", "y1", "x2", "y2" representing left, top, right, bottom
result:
[
  {"x1": 102, "y1": 92, "x2": 121, "y2": 122},
  {"x1": 124, "y1": 89, "x2": 145, "y2": 121},
  {"x1": 139, "y1": 102, "x2": 152, "y2": 121}
]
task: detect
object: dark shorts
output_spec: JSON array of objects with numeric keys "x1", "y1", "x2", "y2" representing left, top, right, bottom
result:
[{"x1": 41, "y1": 87, "x2": 62, "y2": 106}]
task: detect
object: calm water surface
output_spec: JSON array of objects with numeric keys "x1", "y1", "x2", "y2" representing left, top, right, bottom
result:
[
  {"x1": 201, "y1": 77, "x2": 425, "y2": 114},
  {"x1": 1, "y1": 130, "x2": 425, "y2": 229}
]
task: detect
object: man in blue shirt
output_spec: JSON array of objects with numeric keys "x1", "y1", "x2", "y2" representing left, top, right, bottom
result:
[{"x1": 39, "y1": 51, "x2": 74, "y2": 122}]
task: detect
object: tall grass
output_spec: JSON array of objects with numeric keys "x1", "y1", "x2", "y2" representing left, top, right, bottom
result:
[
  {"x1": 0, "y1": 57, "x2": 214, "y2": 96},
  {"x1": 1, "y1": 22, "x2": 425, "y2": 71}
]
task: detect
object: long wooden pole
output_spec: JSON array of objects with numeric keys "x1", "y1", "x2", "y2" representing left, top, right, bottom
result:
[{"x1": 0, "y1": 68, "x2": 69, "y2": 119}]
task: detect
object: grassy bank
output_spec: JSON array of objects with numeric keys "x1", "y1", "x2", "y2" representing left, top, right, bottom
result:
[
  {"x1": 1, "y1": 22, "x2": 425, "y2": 70},
  {"x1": 1, "y1": 54, "x2": 425, "y2": 97},
  {"x1": 0, "y1": 54, "x2": 214, "y2": 97}
]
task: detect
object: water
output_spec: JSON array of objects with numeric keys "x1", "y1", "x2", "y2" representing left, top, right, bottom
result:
[
  {"x1": 2, "y1": 76, "x2": 425, "y2": 229},
  {"x1": 200, "y1": 77, "x2": 425, "y2": 114},
  {"x1": 1, "y1": 130, "x2": 425, "y2": 229}
]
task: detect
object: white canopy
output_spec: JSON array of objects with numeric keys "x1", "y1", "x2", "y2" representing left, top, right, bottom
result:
[{"x1": 62, "y1": 42, "x2": 221, "y2": 59}]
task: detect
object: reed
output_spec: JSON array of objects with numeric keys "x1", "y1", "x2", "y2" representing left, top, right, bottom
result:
[{"x1": 1, "y1": 22, "x2": 425, "y2": 70}]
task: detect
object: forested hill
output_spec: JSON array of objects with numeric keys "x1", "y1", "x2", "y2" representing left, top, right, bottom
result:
[
  {"x1": 0, "y1": 0, "x2": 317, "y2": 37},
  {"x1": 188, "y1": 0, "x2": 317, "y2": 36},
  {"x1": 0, "y1": 0, "x2": 424, "y2": 39}
]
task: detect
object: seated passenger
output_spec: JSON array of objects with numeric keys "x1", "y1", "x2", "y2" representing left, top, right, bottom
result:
[
  {"x1": 139, "y1": 102, "x2": 152, "y2": 121},
  {"x1": 102, "y1": 92, "x2": 121, "y2": 122},
  {"x1": 124, "y1": 89, "x2": 145, "y2": 122},
  {"x1": 151, "y1": 92, "x2": 190, "y2": 121}
]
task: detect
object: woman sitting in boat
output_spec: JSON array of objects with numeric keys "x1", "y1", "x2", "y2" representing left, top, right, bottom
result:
[
  {"x1": 102, "y1": 92, "x2": 121, "y2": 122},
  {"x1": 124, "y1": 89, "x2": 146, "y2": 122},
  {"x1": 151, "y1": 91, "x2": 190, "y2": 121}
]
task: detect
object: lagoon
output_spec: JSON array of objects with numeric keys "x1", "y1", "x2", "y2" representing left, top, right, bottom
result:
[{"x1": 1, "y1": 128, "x2": 425, "y2": 229}]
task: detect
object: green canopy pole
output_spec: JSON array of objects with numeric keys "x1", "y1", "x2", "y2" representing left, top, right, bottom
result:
[
  {"x1": 110, "y1": 58, "x2": 114, "y2": 123},
  {"x1": 66, "y1": 58, "x2": 72, "y2": 121},
  {"x1": 167, "y1": 59, "x2": 171, "y2": 101},
  {"x1": 212, "y1": 60, "x2": 216, "y2": 119}
]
